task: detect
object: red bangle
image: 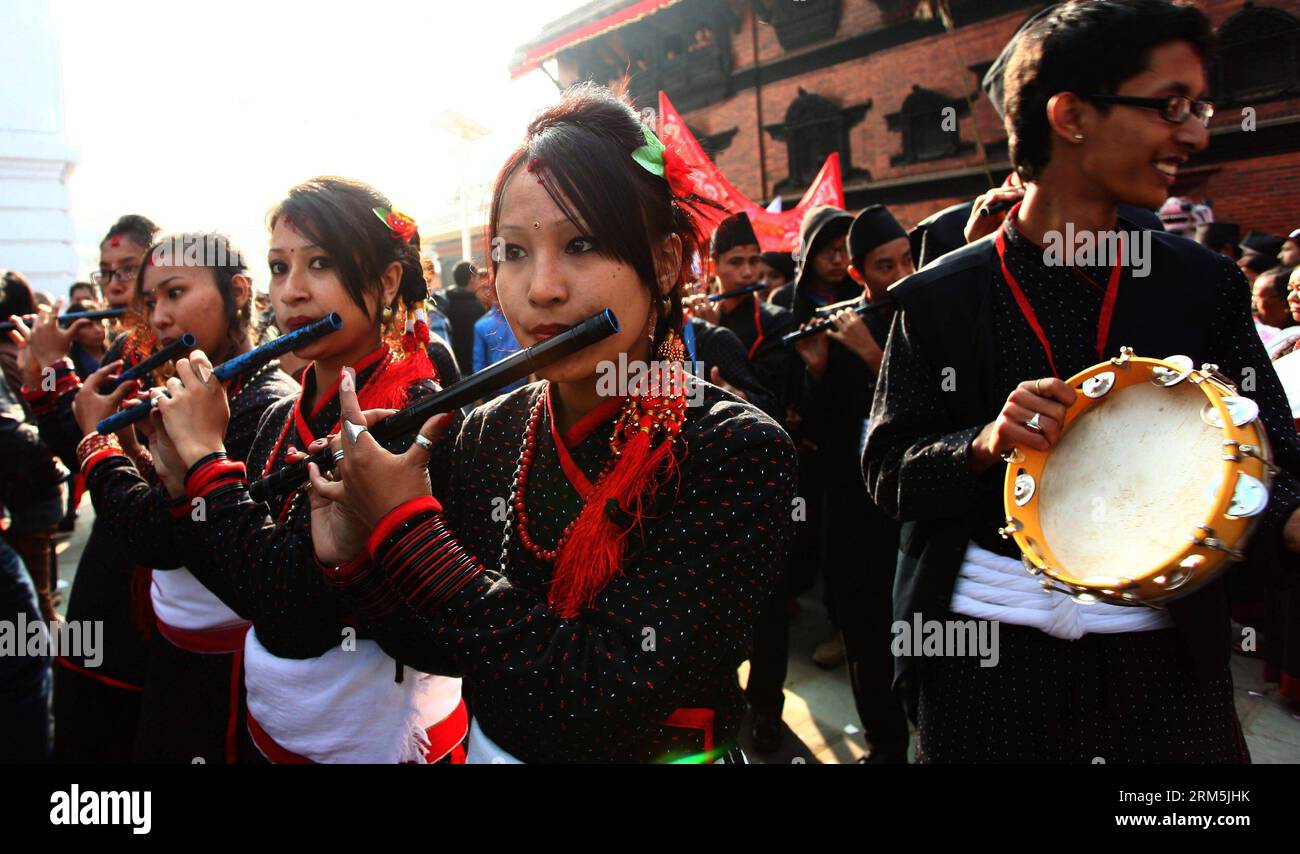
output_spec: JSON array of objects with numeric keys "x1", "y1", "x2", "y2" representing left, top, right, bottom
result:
[
  {"x1": 185, "y1": 458, "x2": 247, "y2": 500},
  {"x1": 366, "y1": 495, "x2": 443, "y2": 559},
  {"x1": 76, "y1": 432, "x2": 124, "y2": 476}
]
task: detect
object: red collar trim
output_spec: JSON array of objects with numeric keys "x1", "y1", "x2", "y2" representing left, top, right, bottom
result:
[
  {"x1": 550, "y1": 382, "x2": 622, "y2": 449},
  {"x1": 305, "y1": 344, "x2": 390, "y2": 420},
  {"x1": 292, "y1": 344, "x2": 391, "y2": 448},
  {"x1": 545, "y1": 383, "x2": 622, "y2": 497}
]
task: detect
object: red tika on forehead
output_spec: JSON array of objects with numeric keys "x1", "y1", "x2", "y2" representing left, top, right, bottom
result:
[{"x1": 109, "y1": 236, "x2": 121, "y2": 248}]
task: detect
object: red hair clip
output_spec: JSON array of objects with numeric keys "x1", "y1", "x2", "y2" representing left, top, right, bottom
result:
[
  {"x1": 525, "y1": 157, "x2": 546, "y2": 184},
  {"x1": 372, "y1": 207, "x2": 418, "y2": 243}
]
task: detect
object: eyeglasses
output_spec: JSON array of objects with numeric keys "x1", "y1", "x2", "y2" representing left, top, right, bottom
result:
[
  {"x1": 91, "y1": 265, "x2": 140, "y2": 287},
  {"x1": 1079, "y1": 94, "x2": 1215, "y2": 127}
]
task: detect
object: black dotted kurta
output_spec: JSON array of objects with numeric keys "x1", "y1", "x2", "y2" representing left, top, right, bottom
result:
[
  {"x1": 173, "y1": 348, "x2": 457, "y2": 660},
  {"x1": 717, "y1": 293, "x2": 798, "y2": 408},
  {"x1": 687, "y1": 317, "x2": 780, "y2": 420},
  {"x1": 85, "y1": 362, "x2": 299, "y2": 569},
  {"x1": 83, "y1": 361, "x2": 298, "y2": 762},
  {"x1": 328, "y1": 380, "x2": 797, "y2": 762},
  {"x1": 867, "y1": 217, "x2": 1300, "y2": 549},
  {"x1": 863, "y1": 215, "x2": 1300, "y2": 763}
]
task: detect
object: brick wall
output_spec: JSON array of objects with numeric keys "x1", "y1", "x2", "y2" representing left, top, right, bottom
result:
[{"x1": 671, "y1": 0, "x2": 1300, "y2": 235}]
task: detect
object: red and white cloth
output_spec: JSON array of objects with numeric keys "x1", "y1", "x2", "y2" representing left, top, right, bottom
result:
[{"x1": 243, "y1": 627, "x2": 463, "y2": 764}]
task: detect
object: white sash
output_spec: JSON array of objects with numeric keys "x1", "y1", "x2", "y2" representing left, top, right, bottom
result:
[
  {"x1": 150, "y1": 568, "x2": 248, "y2": 633},
  {"x1": 951, "y1": 542, "x2": 1173, "y2": 639},
  {"x1": 243, "y1": 627, "x2": 462, "y2": 763}
]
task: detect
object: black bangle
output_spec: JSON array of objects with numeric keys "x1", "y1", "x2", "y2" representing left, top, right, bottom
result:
[{"x1": 184, "y1": 451, "x2": 229, "y2": 486}]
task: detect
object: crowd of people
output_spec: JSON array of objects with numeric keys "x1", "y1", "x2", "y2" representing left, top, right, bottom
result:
[{"x1": 2, "y1": 0, "x2": 1299, "y2": 764}]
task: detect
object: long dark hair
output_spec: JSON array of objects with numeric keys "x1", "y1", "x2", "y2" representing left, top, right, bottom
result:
[
  {"x1": 268, "y1": 177, "x2": 428, "y2": 321},
  {"x1": 487, "y1": 83, "x2": 710, "y2": 344}
]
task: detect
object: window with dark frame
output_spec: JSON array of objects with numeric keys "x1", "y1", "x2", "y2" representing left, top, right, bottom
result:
[
  {"x1": 1213, "y1": 5, "x2": 1300, "y2": 104},
  {"x1": 766, "y1": 88, "x2": 870, "y2": 194},
  {"x1": 886, "y1": 85, "x2": 973, "y2": 166}
]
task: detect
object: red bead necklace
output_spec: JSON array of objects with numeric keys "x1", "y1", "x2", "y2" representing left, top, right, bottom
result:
[{"x1": 510, "y1": 394, "x2": 618, "y2": 564}]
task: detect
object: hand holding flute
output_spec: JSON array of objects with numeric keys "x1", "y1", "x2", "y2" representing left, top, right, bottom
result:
[
  {"x1": 0, "y1": 307, "x2": 124, "y2": 333},
  {"x1": 6, "y1": 299, "x2": 102, "y2": 389},
  {"x1": 250, "y1": 308, "x2": 620, "y2": 502},
  {"x1": 300, "y1": 367, "x2": 454, "y2": 564},
  {"x1": 95, "y1": 313, "x2": 343, "y2": 435}
]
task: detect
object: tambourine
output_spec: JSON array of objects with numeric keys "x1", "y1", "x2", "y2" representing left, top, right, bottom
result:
[{"x1": 1000, "y1": 347, "x2": 1273, "y2": 607}]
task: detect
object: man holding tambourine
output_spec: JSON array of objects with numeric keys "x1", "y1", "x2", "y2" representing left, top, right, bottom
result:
[{"x1": 864, "y1": 0, "x2": 1300, "y2": 763}]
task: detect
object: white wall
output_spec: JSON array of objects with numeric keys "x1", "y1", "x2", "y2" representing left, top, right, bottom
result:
[{"x1": 0, "y1": 0, "x2": 79, "y2": 297}]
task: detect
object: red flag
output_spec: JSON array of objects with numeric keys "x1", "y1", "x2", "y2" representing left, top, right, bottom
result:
[{"x1": 657, "y1": 91, "x2": 845, "y2": 252}]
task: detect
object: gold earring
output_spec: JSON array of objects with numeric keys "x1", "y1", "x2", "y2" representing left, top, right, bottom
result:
[{"x1": 382, "y1": 305, "x2": 394, "y2": 323}]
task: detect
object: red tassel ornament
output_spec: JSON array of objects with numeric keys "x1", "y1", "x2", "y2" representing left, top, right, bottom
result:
[{"x1": 507, "y1": 331, "x2": 689, "y2": 618}]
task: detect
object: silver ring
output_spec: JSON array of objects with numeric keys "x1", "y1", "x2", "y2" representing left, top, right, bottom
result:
[
  {"x1": 1024, "y1": 413, "x2": 1042, "y2": 433},
  {"x1": 414, "y1": 434, "x2": 433, "y2": 452},
  {"x1": 332, "y1": 449, "x2": 346, "y2": 464},
  {"x1": 343, "y1": 420, "x2": 368, "y2": 444}
]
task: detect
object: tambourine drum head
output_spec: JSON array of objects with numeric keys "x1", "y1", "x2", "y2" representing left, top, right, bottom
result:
[{"x1": 1038, "y1": 380, "x2": 1222, "y2": 582}]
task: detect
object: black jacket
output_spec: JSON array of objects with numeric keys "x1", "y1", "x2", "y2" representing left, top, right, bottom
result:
[
  {"x1": 444, "y1": 287, "x2": 485, "y2": 374},
  {"x1": 863, "y1": 228, "x2": 1300, "y2": 685}
]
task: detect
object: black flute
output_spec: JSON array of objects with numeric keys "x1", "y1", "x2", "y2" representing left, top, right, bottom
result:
[
  {"x1": 96, "y1": 313, "x2": 343, "y2": 434},
  {"x1": 781, "y1": 296, "x2": 894, "y2": 345},
  {"x1": 249, "y1": 308, "x2": 621, "y2": 503},
  {"x1": 101, "y1": 333, "x2": 197, "y2": 392},
  {"x1": 0, "y1": 308, "x2": 125, "y2": 333}
]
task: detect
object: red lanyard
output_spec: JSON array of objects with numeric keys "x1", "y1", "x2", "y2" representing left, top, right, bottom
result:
[
  {"x1": 747, "y1": 293, "x2": 764, "y2": 359},
  {"x1": 994, "y1": 210, "x2": 1124, "y2": 379}
]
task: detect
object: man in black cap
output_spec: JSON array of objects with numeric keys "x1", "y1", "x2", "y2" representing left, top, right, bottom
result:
[
  {"x1": 807, "y1": 203, "x2": 914, "y2": 763},
  {"x1": 445, "y1": 259, "x2": 486, "y2": 374},
  {"x1": 1239, "y1": 231, "x2": 1287, "y2": 286},
  {"x1": 849, "y1": 205, "x2": 915, "y2": 301},
  {"x1": 696, "y1": 212, "x2": 799, "y2": 752},
  {"x1": 1239, "y1": 245, "x2": 1278, "y2": 288},
  {"x1": 785, "y1": 204, "x2": 909, "y2": 761},
  {"x1": 1195, "y1": 221, "x2": 1241, "y2": 260},
  {"x1": 704, "y1": 212, "x2": 797, "y2": 402}
]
